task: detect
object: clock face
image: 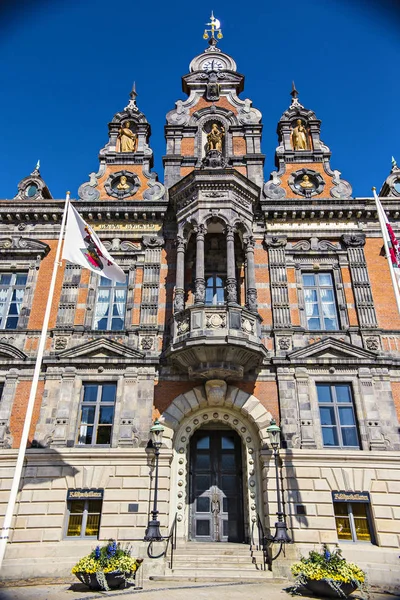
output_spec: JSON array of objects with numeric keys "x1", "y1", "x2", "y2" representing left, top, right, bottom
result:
[{"x1": 202, "y1": 59, "x2": 224, "y2": 72}]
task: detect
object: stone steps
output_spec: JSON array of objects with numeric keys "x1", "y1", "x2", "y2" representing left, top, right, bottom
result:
[{"x1": 160, "y1": 542, "x2": 277, "y2": 582}]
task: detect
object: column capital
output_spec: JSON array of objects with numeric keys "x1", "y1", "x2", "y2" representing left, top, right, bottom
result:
[{"x1": 176, "y1": 236, "x2": 187, "y2": 251}]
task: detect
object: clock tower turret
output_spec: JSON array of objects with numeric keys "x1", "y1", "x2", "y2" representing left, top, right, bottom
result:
[{"x1": 163, "y1": 14, "x2": 265, "y2": 189}]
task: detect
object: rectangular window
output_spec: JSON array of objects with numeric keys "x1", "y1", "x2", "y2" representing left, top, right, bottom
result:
[
  {"x1": 317, "y1": 383, "x2": 360, "y2": 449},
  {"x1": 333, "y1": 501, "x2": 374, "y2": 543},
  {"x1": 205, "y1": 275, "x2": 225, "y2": 305},
  {"x1": 302, "y1": 273, "x2": 339, "y2": 330},
  {"x1": 0, "y1": 273, "x2": 27, "y2": 329},
  {"x1": 93, "y1": 276, "x2": 127, "y2": 331},
  {"x1": 77, "y1": 383, "x2": 116, "y2": 446},
  {"x1": 66, "y1": 499, "x2": 102, "y2": 538}
]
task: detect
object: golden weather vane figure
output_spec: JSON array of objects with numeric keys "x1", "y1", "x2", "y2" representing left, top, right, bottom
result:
[{"x1": 203, "y1": 11, "x2": 223, "y2": 40}]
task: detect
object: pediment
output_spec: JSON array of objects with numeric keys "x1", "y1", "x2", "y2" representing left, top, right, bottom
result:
[
  {"x1": 0, "y1": 237, "x2": 50, "y2": 257},
  {"x1": 56, "y1": 338, "x2": 144, "y2": 360},
  {"x1": 0, "y1": 343, "x2": 27, "y2": 361},
  {"x1": 287, "y1": 337, "x2": 378, "y2": 362}
]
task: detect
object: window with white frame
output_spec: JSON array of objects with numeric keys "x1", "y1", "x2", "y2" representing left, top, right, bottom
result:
[
  {"x1": 65, "y1": 496, "x2": 102, "y2": 538},
  {"x1": 333, "y1": 494, "x2": 375, "y2": 543},
  {"x1": 93, "y1": 276, "x2": 127, "y2": 330},
  {"x1": 302, "y1": 272, "x2": 339, "y2": 330},
  {"x1": 0, "y1": 273, "x2": 27, "y2": 329},
  {"x1": 77, "y1": 383, "x2": 116, "y2": 446},
  {"x1": 317, "y1": 383, "x2": 360, "y2": 449}
]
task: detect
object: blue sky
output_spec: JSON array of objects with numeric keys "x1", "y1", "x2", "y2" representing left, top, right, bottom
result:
[{"x1": 0, "y1": 0, "x2": 399, "y2": 199}]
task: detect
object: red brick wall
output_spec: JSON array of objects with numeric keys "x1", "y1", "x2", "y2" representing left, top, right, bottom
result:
[
  {"x1": 9, "y1": 380, "x2": 44, "y2": 448},
  {"x1": 364, "y1": 238, "x2": 400, "y2": 329},
  {"x1": 390, "y1": 382, "x2": 400, "y2": 422}
]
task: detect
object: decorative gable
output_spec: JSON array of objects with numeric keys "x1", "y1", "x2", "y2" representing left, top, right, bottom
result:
[
  {"x1": 55, "y1": 337, "x2": 144, "y2": 361},
  {"x1": 274, "y1": 337, "x2": 379, "y2": 366},
  {"x1": 0, "y1": 343, "x2": 27, "y2": 362}
]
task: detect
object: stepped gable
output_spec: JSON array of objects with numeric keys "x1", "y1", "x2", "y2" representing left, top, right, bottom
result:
[
  {"x1": 78, "y1": 83, "x2": 165, "y2": 203},
  {"x1": 263, "y1": 83, "x2": 352, "y2": 202}
]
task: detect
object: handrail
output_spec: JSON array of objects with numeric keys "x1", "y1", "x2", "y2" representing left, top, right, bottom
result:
[
  {"x1": 255, "y1": 513, "x2": 271, "y2": 570},
  {"x1": 166, "y1": 513, "x2": 178, "y2": 570}
]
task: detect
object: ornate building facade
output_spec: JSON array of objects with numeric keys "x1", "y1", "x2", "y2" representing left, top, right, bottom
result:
[{"x1": 0, "y1": 28, "x2": 399, "y2": 585}]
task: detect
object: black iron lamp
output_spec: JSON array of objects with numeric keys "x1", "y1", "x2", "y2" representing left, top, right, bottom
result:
[
  {"x1": 266, "y1": 418, "x2": 292, "y2": 545},
  {"x1": 144, "y1": 419, "x2": 165, "y2": 543}
]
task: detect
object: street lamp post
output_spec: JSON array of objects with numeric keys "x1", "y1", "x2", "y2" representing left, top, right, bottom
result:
[
  {"x1": 266, "y1": 418, "x2": 291, "y2": 545},
  {"x1": 144, "y1": 419, "x2": 165, "y2": 543}
]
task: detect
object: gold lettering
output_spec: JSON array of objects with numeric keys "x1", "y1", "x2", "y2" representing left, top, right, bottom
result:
[{"x1": 93, "y1": 223, "x2": 161, "y2": 232}]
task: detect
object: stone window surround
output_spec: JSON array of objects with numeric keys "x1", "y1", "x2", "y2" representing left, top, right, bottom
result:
[
  {"x1": 84, "y1": 266, "x2": 136, "y2": 331},
  {"x1": 92, "y1": 277, "x2": 128, "y2": 332},
  {"x1": 310, "y1": 374, "x2": 368, "y2": 451},
  {"x1": 76, "y1": 382, "x2": 117, "y2": 447},
  {"x1": 52, "y1": 373, "x2": 125, "y2": 449},
  {"x1": 294, "y1": 260, "x2": 349, "y2": 331},
  {"x1": 316, "y1": 382, "x2": 360, "y2": 449}
]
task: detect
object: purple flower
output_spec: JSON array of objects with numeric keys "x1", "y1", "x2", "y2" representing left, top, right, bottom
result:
[
  {"x1": 324, "y1": 549, "x2": 331, "y2": 561},
  {"x1": 95, "y1": 546, "x2": 101, "y2": 560}
]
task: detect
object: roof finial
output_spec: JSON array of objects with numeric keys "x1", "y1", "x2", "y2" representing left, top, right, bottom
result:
[
  {"x1": 392, "y1": 156, "x2": 398, "y2": 170},
  {"x1": 290, "y1": 81, "x2": 303, "y2": 108},
  {"x1": 125, "y1": 82, "x2": 139, "y2": 112},
  {"x1": 31, "y1": 160, "x2": 40, "y2": 175},
  {"x1": 291, "y1": 81, "x2": 299, "y2": 99},
  {"x1": 203, "y1": 12, "x2": 223, "y2": 49}
]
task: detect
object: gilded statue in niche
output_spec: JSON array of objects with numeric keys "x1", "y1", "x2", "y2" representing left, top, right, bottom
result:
[
  {"x1": 207, "y1": 123, "x2": 225, "y2": 152},
  {"x1": 117, "y1": 121, "x2": 138, "y2": 152},
  {"x1": 291, "y1": 119, "x2": 308, "y2": 150}
]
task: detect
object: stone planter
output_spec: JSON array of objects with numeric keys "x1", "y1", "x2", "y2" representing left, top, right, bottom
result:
[
  {"x1": 75, "y1": 571, "x2": 132, "y2": 590},
  {"x1": 304, "y1": 578, "x2": 358, "y2": 598}
]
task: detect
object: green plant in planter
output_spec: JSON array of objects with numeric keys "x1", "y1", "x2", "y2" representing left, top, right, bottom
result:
[
  {"x1": 290, "y1": 544, "x2": 368, "y2": 598},
  {"x1": 72, "y1": 539, "x2": 143, "y2": 591}
]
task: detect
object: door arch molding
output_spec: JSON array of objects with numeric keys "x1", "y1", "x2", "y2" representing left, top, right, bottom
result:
[{"x1": 160, "y1": 381, "x2": 274, "y2": 542}]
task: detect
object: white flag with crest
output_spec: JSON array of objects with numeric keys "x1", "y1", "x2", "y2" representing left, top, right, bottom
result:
[{"x1": 62, "y1": 202, "x2": 125, "y2": 283}]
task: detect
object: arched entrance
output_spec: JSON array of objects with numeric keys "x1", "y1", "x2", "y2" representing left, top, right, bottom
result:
[
  {"x1": 161, "y1": 380, "x2": 274, "y2": 544},
  {"x1": 189, "y1": 426, "x2": 244, "y2": 542}
]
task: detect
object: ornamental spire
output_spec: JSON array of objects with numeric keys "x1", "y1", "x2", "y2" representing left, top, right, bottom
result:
[
  {"x1": 203, "y1": 12, "x2": 223, "y2": 50},
  {"x1": 290, "y1": 81, "x2": 303, "y2": 109}
]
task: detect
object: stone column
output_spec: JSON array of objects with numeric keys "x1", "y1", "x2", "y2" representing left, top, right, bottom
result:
[
  {"x1": 174, "y1": 236, "x2": 186, "y2": 312},
  {"x1": 244, "y1": 236, "x2": 257, "y2": 312},
  {"x1": 194, "y1": 224, "x2": 206, "y2": 304},
  {"x1": 225, "y1": 225, "x2": 237, "y2": 304}
]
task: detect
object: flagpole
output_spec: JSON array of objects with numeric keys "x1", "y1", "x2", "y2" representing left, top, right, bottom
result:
[
  {"x1": 0, "y1": 192, "x2": 70, "y2": 572},
  {"x1": 372, "y1": 187, "x2": 400, "y2": 315}
]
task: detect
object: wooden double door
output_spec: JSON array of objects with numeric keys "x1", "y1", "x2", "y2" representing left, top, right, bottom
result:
[{"x1": 189, "y1": 429, "x2": 244, "y2": 542}]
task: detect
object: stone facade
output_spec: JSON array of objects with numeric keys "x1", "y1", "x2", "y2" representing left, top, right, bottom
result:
[{"x1": 0, "y1": 35, "x2": 399, "y2": 587}]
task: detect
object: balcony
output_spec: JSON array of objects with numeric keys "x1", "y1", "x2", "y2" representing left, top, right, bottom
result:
[{"x1": 166, "y1": 305, "x2": 267, "y2": 380}]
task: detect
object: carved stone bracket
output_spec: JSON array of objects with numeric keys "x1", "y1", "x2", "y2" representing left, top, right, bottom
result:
[
  {"x1": 341, "y1": 233, "x2": 366, "y2": 247},
  {"x1": 142, "y1": 235, "x2": 165, "y2": 248},
  {"x1": 263, "y1": 235, "x2": 287, "y2": 249},
  {"x1": 201, "y1": 150, "x2": 227, "y2": 169}
]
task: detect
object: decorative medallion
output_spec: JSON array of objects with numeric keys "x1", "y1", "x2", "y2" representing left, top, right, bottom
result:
[
  {"x1": 105, "y1": 171, "x2": 140, "y2": 199},
  {"x1": 288, "y1": 169, "x2": 325, "y2": 197}
]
